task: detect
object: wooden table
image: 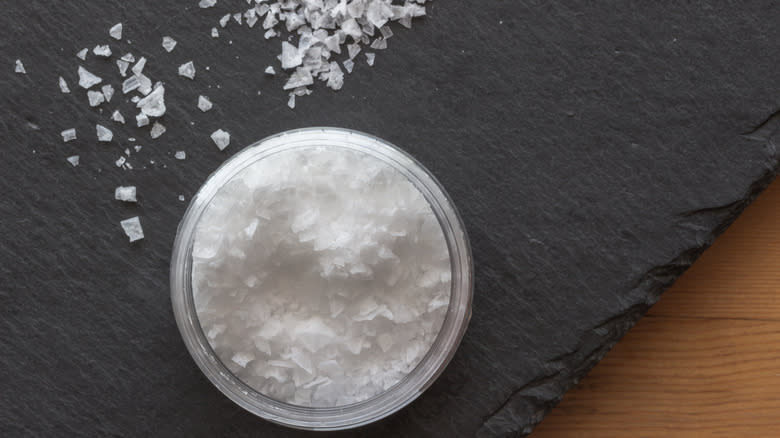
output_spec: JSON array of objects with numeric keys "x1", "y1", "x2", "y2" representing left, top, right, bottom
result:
[{"x1": 533, "y1": 179, "x2": 780, "y2": 437}]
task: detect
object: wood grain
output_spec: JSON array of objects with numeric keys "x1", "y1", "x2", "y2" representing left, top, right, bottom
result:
[{"x1": 532, "y1": 179, "x2": 780, "y2": 437}]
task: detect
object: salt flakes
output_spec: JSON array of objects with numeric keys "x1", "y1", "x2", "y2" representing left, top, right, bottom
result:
[
  {"x1": 117, "y1": 59, "x2": 130, "y2": 77},
  {"x1": 120, "y1": 216, "x2": 144, "y2": 242},
  {"x1": 115, "y1": 156, "x2": 127, "y2": 167},
  {"x1": 76, "y1": 48, "x2": 88, "y2": 60},
  {"x1": 178, "y1": 195, "x2": 185, "y2": 201},
  {"x1": 122, "y1": 75, "x2": 139, "y2": 94},
  {"x1": 136, "y1": 84, "x2": 166, "y2": 117},
  {"x1": 96, "y1": 124, "x2": 113, "y2": 142},
  {"x1": 199, "y1": 0, "x2": 217, "y2": 8},
  {"x1": 109, "y1": 23, "x2": 123, "y2": 40},
  {"x1": 101, "y1": 84, "x2": 115, "y2": 102},
  {"x1": 162, "y1": 36, "x2": 177, "y2": 52},
  {"x1": 111, "y1": 109, "x2": 126, "y2": 124},
  {"x1": 61, "y1": 128, "x2": 77, "y2": 142},
  {"x1": 115, "y1": 186, "x2": 137, "y2": 202},
  {"x1": 150, "y1": 122, "x2": 166, "y2": 139},
  {"x1": 14, "y1": 59, "x2": 25, "y2": 74},
  {"x1": 78, "y1": 66, "x2": 102, "y2": 89},
  {"x1": 178, "y1": 61, "x2": 196, "y2": 79},
  {"x1": 131, "y1": 57, "x2": 146, "y2": 76},
  {"x1": 66, "y1": 155, "x2": 80, "y2": 167},
  {"x1": 88, "y1": 90, "x2": 105, "y2": 107},
  {"x1": 211, "y1": 27, "x2": 220, "y2": 38},
  {"x1": 219, "y1": 14, "x2": 230, "y2": 28},
  {"x1": 265, "y1": 66, "x2": 276, "y2": 75},
  {"x1": 287, "y1": 93, "x2": 295, "y2": 109},
  {"x1": 175, "y1": 151, "x2": 186, "y2": 160},
  {"x1": 136, "y1": 113, "x2": 150, "y2": 127},
  {"x1": 93, "y1": 45, "x2": 112, "y2": 57},
  {"x1": 365, "y1": 52, "x2": 375, "y2": 66},
  {"x1": 58, "y1": 76, "x2": 70, "y2": 93},
  {"x1": 197, "y1": 95, "x2": 213, "y2": 112},
  {"x1": 343, "y1": 58, "x2": 354, "y2": 74},
  {"x1": 210, "y1": 129, "x2": 230, "y2": 150}
]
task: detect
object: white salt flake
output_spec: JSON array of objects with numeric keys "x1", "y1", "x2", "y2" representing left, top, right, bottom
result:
[
  {"x1": 150, "y1": 122, "x2": 166, "y2": 139},
  {"x1": 135, "y1": 74, "x2": 152, "y2": 95},
  {"x1": 136, "y1": 113, "x2": 149, "y2": 127},
  {"x1": 264, "y1": 66, "x2": 276, "y2": 75},
  {"x1": 199, "y1": 0, "x2": 217, "y2": 8},
  {"x1": 283, "y1": 67, "x2": 313, "y2": 90},
  {"x1": 76, "y1": 48, "x2": 88, "y2": 60},
  {"x1": 131, "y1": 57, "x2": 146, "y2": 76},
  {"x1": 175, "y1": 151, "x2": 186, "y2": 160},
  {"x1": 111, "y1": 110, "x2": 126, "y2": 124},
  {"x1": 162, "y1": 36, "x2": 177, "y2": 52},
  {"x1": 101, "y1": 84, "x2": 115, "y2": 102},
  {"x1": 14, "y1": 59, "x2": 26, "y2": 74},
  {"x1": 58, "y1": 76, "x2": 70, "y2": 93},
  {"x1": 122, "y1": 75, "x2": 139, "y2": 94},
  {"x1": 136, "y1": 84, "x2": 166, "y2": 117},
  {"x1": 109, "y1": 23, "x2": 123, "y2": 40},
  {"x1": 117, "y1": 59, "x2": 130, "y2": 77},
  {"x1": 134, "y1": 145, "x2": 142, "y2": 152},
  {"x1": 219, "y1": 14, "x2": 230, "y2": 28},
  {"x1": 93, "y1": 45, "x2": 112, "y2": 57},
  {"x1": 115, "y1": 156, "x2": 126, "y2": 167},
  {"x1": 343, "y1": 58, "x2": 354, "y2": 74},
  {"x1": 66, "y1": 155, "x2": 80, "y2": 167},
  {"x1": 365, "y1": 52, "x2": 375, "y2": 66},
  {"x1": 87, "y1": 90, "x2": 105, "y2": 107},
  {"x1": 210, "y1": 129, "x2": 230, "y2": 150},
  {"x1": 120, "y1": 53, "x2": 136, "y2": 63},
  {"x1": 178, "y1": 195, "x2": 185, "y2": 201},
  {"x1": 178, "y1": 61, "x2": 196, "y2": 79},
  {"x1": 197, "y1": 95, "x2": 213, "y2": 112},
  {"x1": 211, "y1": 27, "x2": 220, "y2": 38},
  {"x1": 233, "y1": 13, "x2": 242, "y2": 24},
  {"x1": 61, "y1": 128, "x2": 77, "y2": 142},
  {"x1": 281, "y1": 41, "x2": 303, "y2": 69},
  {"x1": 287, "y1": 93, "x2": 295, "y2": 109},
  {"x1": 78, "y1": 66, "x2": 102, "y2": 89},
  {"x1": 231, "y1": 352, "x2": 255, "y2": 368},
  {"x1": 96, "y1": 124, "x2": 113, "y2": 142},
  {"x1": 115, "y1": 186, "x2": 137, "y2": 202},
  {"x1": 120, "y1": 216, "x2": 144, "y2": 242}
]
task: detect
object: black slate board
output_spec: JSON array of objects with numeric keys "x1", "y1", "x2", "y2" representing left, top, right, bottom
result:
[{"x1": 1, "y1": 1, "x2": 778, "y2": 437}]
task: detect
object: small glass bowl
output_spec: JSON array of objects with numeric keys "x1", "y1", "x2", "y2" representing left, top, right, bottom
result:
[{"x1": 170, "y1": 127, "x2": 473, "y2": 430}]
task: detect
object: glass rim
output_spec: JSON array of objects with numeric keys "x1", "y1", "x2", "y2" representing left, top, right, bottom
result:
[{"x1": 170, "y1": 127, "x2": 473, "y2": 430}]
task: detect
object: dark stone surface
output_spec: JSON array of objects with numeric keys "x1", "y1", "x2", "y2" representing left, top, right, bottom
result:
[{"x1": 1, "y1": 1, "x2": 778, "y2": 437}]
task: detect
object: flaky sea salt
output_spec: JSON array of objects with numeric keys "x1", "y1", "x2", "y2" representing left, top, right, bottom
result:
[
  {"x1": 111, "y1": 110, "x2": 126, "y2": 124},
  {"x1": 96, "y1": 124, "x2": 113, "y2": 142},
  {"x1": 61, "y1": 128, "x2": 77, "y2": 142},
  {"x1": 365, "y1": 52, "x2": 375, "y2": 66},
  {"x1": 102, "y1": 84, "x2": 115, "y2": 102},
  {"x1": 198, "y1": 95, "x2": 213, "y2": 112},
  {"x1": 78, "y1": 66, "x2": 102, "y2": 89},
  {"x1": 210, "y1": 129, "x2": 230, "y2": 150},
  {"x1": 88, "y1": 90, "x2": 105, "y2": 107},
  {"x1": 162, "y1": 36, "x2": 177, "y2": 52},
  {"x1": 136, "y1": 113, "x2": 150, "y2": 127},
  {"x1": 76, "y1": 48, "x2": 88, "y2": 60},
  {"x1": 136, "y1": 84, "x2": 166, "y2": 117},
  {"x1": 67, "y1": 155, "x2": 80, "y2": 167},
  {"x1": 109, "y1": 23, "x2": 123, "y2": 40},
  {"x1": 175, "y1": 151, "x2": 186, "y2": 160},
  {"x1": 93, "y1": 45, "x2": 112, "y2": 57},
  {"x1": 192, "y1": 146, "x2": 451, "y2": 407},
  {"x1": 115, "y1": 186, "x2": 137, "y2": 202},
  {"x1": 199, "y1": 0, "x2": 216, "y2": 8},
  {"x1": 150, "y1": 121, "x2": 166, "y2": 139},
  {"x1": 178, "y1": 195, "x2": 185, "y2": 202},
  {"x1": 120, "y1": 216, "x2": 144, "y2": 242},
  {"x1": 58, "y1": 76, "x2": 70, "y2": 93},
  {"x1": 15, "y1": 59, "x2": 26, "y2": 74},
  {"x1": 264, "y1": 66, "x2": 276, "y2": 75},
  {"x1": 178, "y1": 61, "x2": 196, "y2": 79},
  {"x1": 211, "y1": 27, "x2": 220, "y2": 38}
]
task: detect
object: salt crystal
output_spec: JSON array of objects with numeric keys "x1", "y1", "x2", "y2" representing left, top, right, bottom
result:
[
  {"x1": 370, "y1": 38, "x2": 387, "y2": 50},
  {"x1": 343, "y1": 58, "x2": 354, "y2": 73},
  {"x1": 96, "y1": 124, "x2": 113, "y2": 142},
  {"x1": 175, "y1": 151, "x2": 186, "y2": 160},
  {"x1": 199, "y1": 0, "x2": 216, "y2": 8},
  {"x1": 76, "y1": 48, "x2": 88, "y2": 60},
  {"x1": 131, "y1": 57, "x2": 146, "y2": 76},
  {"x1": 58, "y1": 76, "x2": 70, "y2": 93},
  {"x1": 246, "y1": 14, "x2": 258, "y2": 28},
  {"x1": 178, "y1": 61, "x2": 196, "y2": 79},
  {"x1": 122, "y1": 76, "x2": 139, "y2": 94},
  {"x1": 287, "y1": 93, "x2": 295, "y2": 109},
  {"x1": 109, "y1": 23, "x2": 123, "y2": 40},
  {"x1": 233, "y1": 13, "x2": 242, "y2": 24},
  {"x1": 120, "y1": 53, "x2": 136, "y2": 63},
  {"x1": 219, "y1": 14, "x2": 230, "y2": 27},
  {"x1": 120, "y1": 216, "x2": 144, "y2": 242},
  {"x1": 136, "y1": 84, "x2": 166, "y2": 117},
  {"x1": 111, "y1": 110, "x2": 126, "y2": 124},
  {"x1": 115, "y1": 185, "x2": 137, "y2": 202},
  {"x1": 93, "y1": 45, "x2": 112, "y2": 57},
  {"x1": 379, "y1": 26, "x2": 393, "y2": 39},
  {"x1": 88, "y1": 90, "x2": 105, "y2": 107},
  {"x1": 264, "y1": 66, "x2": 276, "y2": 75},
  {"x1": 197, "y1": 95, "x2": 213, "y2": 112},
  {"x1": 150, "y1": 122, "x2": 166, "y2": 139},
  {"x1": 101, "y1": 84, "x2": 115, "y2": 102},
  {"x1": 14, "y1": 59, "x2": 25, "y2": 74},
  {"x1": 134, "y1": 145, "x2": 142, "y2": 152},
  {"x1": 136, "y1": 113, "x2": 149, "y2": 127},
  {"x1": 162, "y1": 36, "x2": 177, "y2": 52},
  {"x1": 130, "y1": 96, "x2": 141, "y2": 103},
  {"x1": 124, "y1": 148, "x2": 131, "y2": 156},
  {"x1": 178, "y1": 195, "x2": 185, "y2": 201},
  {"x1": 115, "y1": 156, "x2": 127, "y2": 167},
  {"x1": 66, "y1": 155, "x2": 80, "y2": 167},
  {"x1": 135, "y1": 74, "x2": 152, "y2": 95},
  {"x1": 281, "y1": 41, "x2": 303, "y2": 69},
  {"x1": 347, "y1": 43, "x2": 361, "y2": 59},
  {"x1": 210, "y1": 129, "x2": 230, "y2": 150},
  {"x1": 117, "y1": 59, "x2": 130, "y2": 77},
  {"x1": 326, "y1": 62, "x2": 343, "y2": 90},
  {"x1": 211, "y1": 27, "x2": 219, "y2": 38},
  {"x1": 365, "y1": 52, "x2": 375, "y2": 66},
  {"x1": 191, "y1": 145, "x2": 451, "y2": 407},
  {"x1": 283, "y1": 67, "x2": 313, "y2": 90},
  {"x1": 61, "y1": 128, "x2": 77, "y2": 142},
  {"x1": 78, "y1": 66, "x2": 102, "y2": 89}
]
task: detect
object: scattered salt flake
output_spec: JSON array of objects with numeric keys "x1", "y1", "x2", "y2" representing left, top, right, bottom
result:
[
  {"x1": 122, "y1": 76, "x2": 139, "y2": 94},
  {"x1": 66, "y1": 155, "x2": 80, "y2": 167},
  {"x1": 111, "y1": 110, "x2": 125, "y2": 124},
  {"x1": 326, "y1": 62, "x2": 344, "y2": 90},
  {"x1": 197, "y1": 95, "x2": 212, "y2": 112},
  {"x1": 231, "y1": 352, "x2": 254, "y2": 368},
  {"x1": 120, "y1": 217, "x2": 144, "y2": 242},
  {"x1": 58, "y1": 76, "x2": 70, "y2": 93},
  {"x1": 162, "y1": 36, "x2": 177, "y2": 52},
  {"x1": 14, "y1": 59, "x2": 26, "y2": 74},
  {"x1": 131, "y1": 57, "x2": 146, "y2": 76},
  {"x1": 78, "y1": 66, "x2": 102, "y2": 89},
  {"x1": 284, "y1": 68, "x2": 313, "y2": 90},
  {"x1": 115, "y1": 156, "x2": 127, "y2": 167},
  {"x1": 76, "y1": 48, "x2": 88, "y2": 60},
  {"x1": 61, "y1": 128, "x2": 77, "y2": 142},
  {"x1": 211, "y1": 27, "x2": 220, "y2": 38},
  {"x1": 178, "y1": 195, "x2": 185, "y2": 201},
  {"x1": 281, "y1": 42, "x2": 303, "y2": 69},
  {"x1": 233, "y1": 13, "x2": 242, "y2": 24},
  {"x1": 199, "y1": 0, "x2": 217, "y2": 8},
  {"x1": 365, "y1": 52, "x2": 375, "y2": 66},
  {"x1": 210, "y1": 129, "x2": 230, "y2": 150},
  {"x1": 136, "y1": 84, "x2": 166, "y2": 117},
  {"x1": 136, "y1": 113, "x2": 149, "y2": 127},
  {"x1": 178, "y1": 61, "x2": 195, "y2": 79},
  {"x1": 93, "y1": 45, "x2": 112, "y2": 57},
  {"x1": 124, "y1": 148, "x2": 131, "y2": 156},
  {"x1": 287, "y1": 93, "x2": 296, "y2": 109},
  {"x1": 109, "y1": 23, "x2": 123, "y2": 40},
  {"x1": 115, "y1": 186, "x2": 137, "y2": 202},
  {"x1": 130, "y1": 96, "x2": 141, "y2": 103},
  {"x1": 101, "y1": 84, "x2": 115, "y2": 102},
  {"x1": 246, "y1": 14, "x2": 258, "y2": 28},
  {"x1": 347, "y1": 43, "x2": 361, "y2": 59},
  {"x1": 219, "y1": 14, "x2": 230, "y2": 27},
  {"x1": 88, "y1": 90, "x2": 105, "y2": 107},
  {"x1": 175, "y1": 151, "x2": 186, "y2": 160},
  {"x1": 264, "y1": 66, "x2": 276, "y2": 75},
  {"x1": 343, "y1": 58, "x2": 354, "y2": 74},
  {"x1": 150, "y1": 122, "x2": 166, "y2": 139},
  {"x1": 117, "y1": 59, "x2": 130, "y2": 77},
  {"x1": 136, "y1": 74, "x2": 152, "y2": 95},
  {"x1": 120, "y1": 53, "x2": 136, "y2": 63},
  {"x1": 96, "y1": 124, "x2": 113, "y2": 142}
]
